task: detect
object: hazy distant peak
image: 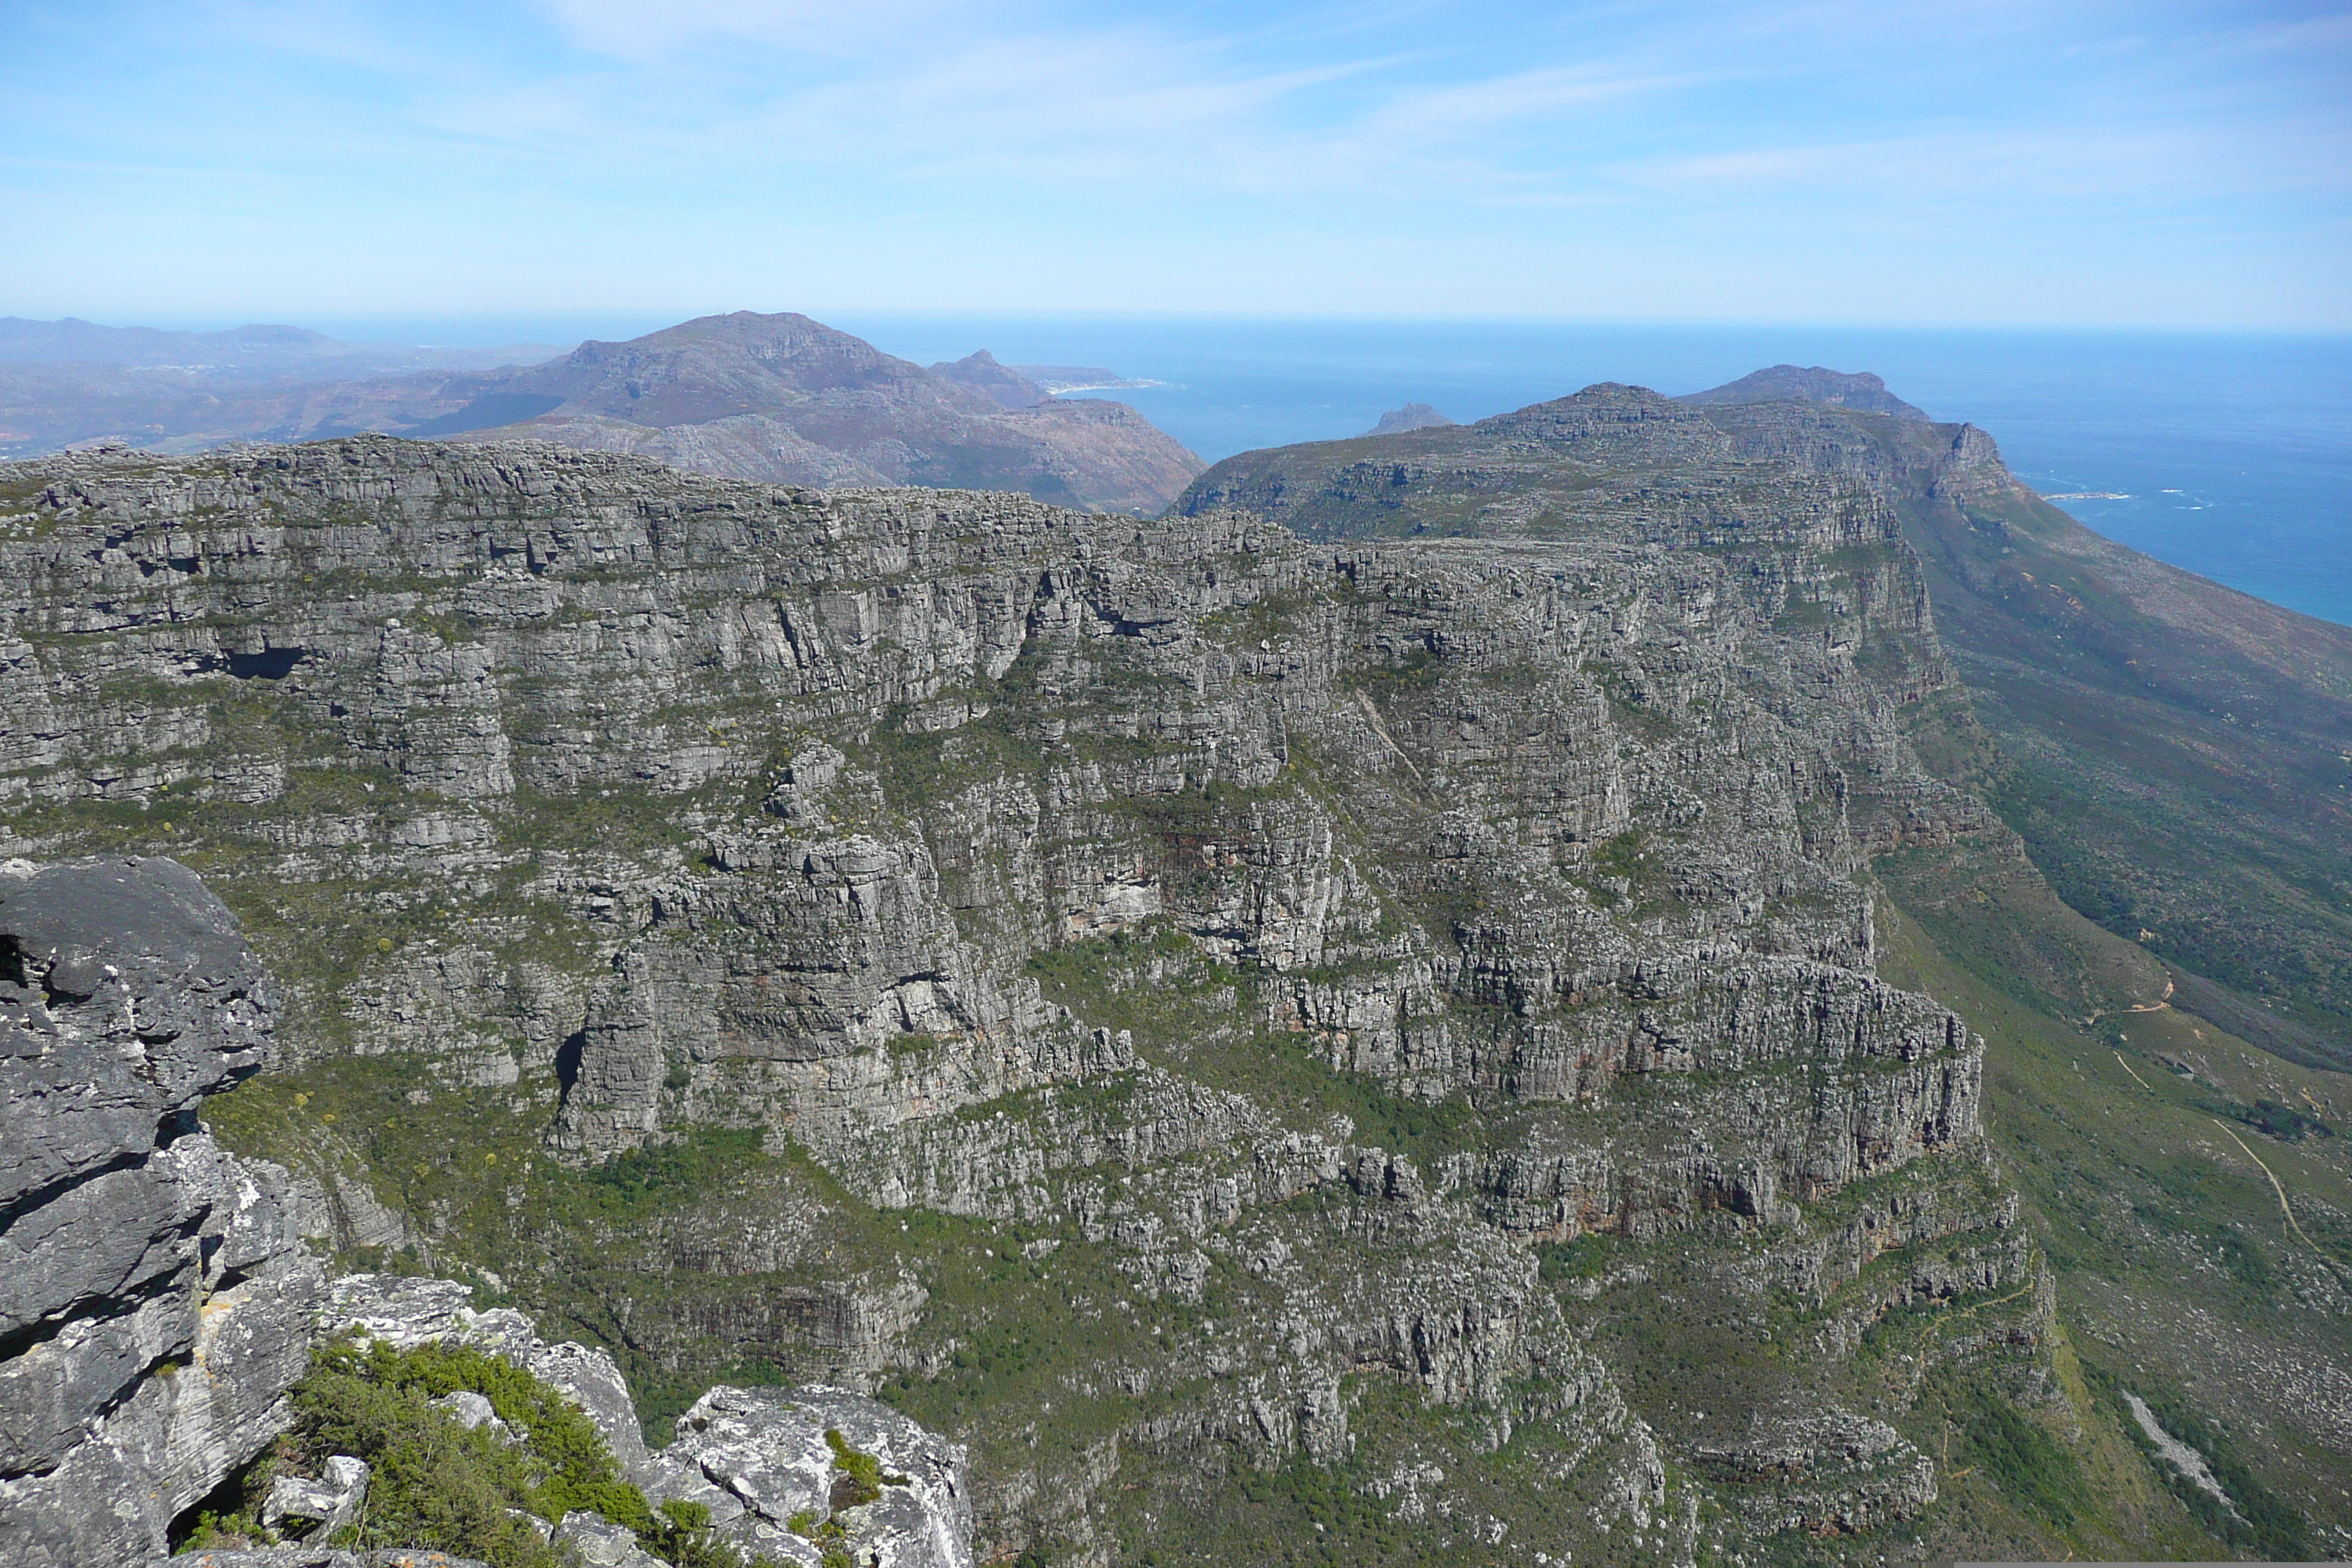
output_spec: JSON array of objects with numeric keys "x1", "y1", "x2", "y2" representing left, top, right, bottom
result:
[
  {"x1": 931, "y1": 349, "x2": 1048, "y2": 410},
  {"x1": 1365, "y1": 402, "x2": 1454, "y2": 437},
  {"x1": 518, "y1": 309, "x2": 992, "y2": 425},
  {"x1": 1678, "y1": 365, "x2": 1930, "y2": 421},
  {"x1": 222, "y1": 323, "x2": 336, "y2": 350},
  {"x1": 0, "y1": 315, "x2": 564, "y2": 380}
]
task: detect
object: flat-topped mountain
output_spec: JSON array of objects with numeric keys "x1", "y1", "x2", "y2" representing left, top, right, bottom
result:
[{"x1": 1177, "y1": 380, "x2": 1876, "y2": 543}]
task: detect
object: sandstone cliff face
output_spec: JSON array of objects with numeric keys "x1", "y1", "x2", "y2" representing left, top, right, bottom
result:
[
  {"x1": 0, "y1": 432, "x2": 2043, "y2": 1558},
  {"x1": 0, "y1": 856, "x2": 320, "y2": 1568}
]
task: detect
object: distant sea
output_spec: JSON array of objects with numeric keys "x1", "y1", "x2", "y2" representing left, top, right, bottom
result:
[{"x1": 298, "y1": 313, "x2": 2352, "y2": 629}]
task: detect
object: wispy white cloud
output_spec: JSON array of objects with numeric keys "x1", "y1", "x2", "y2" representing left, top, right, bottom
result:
[{"x1": 2, "y1": 0, "x2": 2345, "y2": 325}]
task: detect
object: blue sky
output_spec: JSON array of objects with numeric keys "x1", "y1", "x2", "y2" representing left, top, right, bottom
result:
[{"x1": 2, "y1": 1, "x2": 2347, "y2": 329}]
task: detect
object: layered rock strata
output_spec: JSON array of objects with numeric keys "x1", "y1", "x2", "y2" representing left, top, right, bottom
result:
[
  {"x1": 0, "y1": 423, "x2": 2047, "y2": 1555},
  {"x1": 0, "y1": 863, "x2": 978, "y2": 1567}
]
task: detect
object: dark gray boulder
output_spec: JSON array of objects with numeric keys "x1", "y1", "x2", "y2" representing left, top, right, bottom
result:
[{"x1": 0, "y1": 857, "x2": 321, "y2": 1568}]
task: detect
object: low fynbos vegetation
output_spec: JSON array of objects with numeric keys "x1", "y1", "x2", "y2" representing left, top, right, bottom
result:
[
  {"x1": 2081, "y1": 1362, "x2": 2311, "y2": 1560},
  {"x1": 178, "y1": 1337, "x2": 776, "y2": 1568}
]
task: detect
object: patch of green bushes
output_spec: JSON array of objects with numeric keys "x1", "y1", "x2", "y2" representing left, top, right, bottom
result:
[
  {"x1": 787, "y1": 1429, "x2": 909, "y2": 1568},
  {"x1": 178, "y1": 1336, "x2": 777, "y2": 1568},
  {"x1": 1950, "y1": 1385, "x2": 2090, "y2": 1528}
]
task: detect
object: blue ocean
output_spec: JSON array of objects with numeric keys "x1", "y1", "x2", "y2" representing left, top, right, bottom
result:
[{"x1": 819, "y1": 317, "x2": 2351, "y2": 630}]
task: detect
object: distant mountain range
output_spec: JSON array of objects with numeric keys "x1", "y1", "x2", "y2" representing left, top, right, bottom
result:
[
  {"x1": 0, "y1": 316, "x2": 565, "y2": 377},
  {"x1": 0, "y1": 311, "x2": 1204, "y2": 514}
]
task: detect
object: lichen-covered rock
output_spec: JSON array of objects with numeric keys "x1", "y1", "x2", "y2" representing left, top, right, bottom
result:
[
  {"x1": 0, "y1": 856, "x2": 321, "y2": 1568},
  {"x1": 554, "y1": 1509, "x2": 664, "y2": 1568},
  {"x1": 652, "y1": 1385, "x2": 973, "y2": 1568}
]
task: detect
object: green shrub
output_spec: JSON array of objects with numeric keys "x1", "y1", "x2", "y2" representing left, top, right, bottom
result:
[
  {"x1": 823, "y1": 1427, "x2": 908, "y2": 1509},
  {"x1": 1953, "y1": 1387, "x2": 2090, "y2": 1527},
  {"x1": 279, "y1": 1338, "x2": 574, "y2": 1568},
  {"x1": 211, "y1": 1335, "x2": 778, "y2": 1568}
]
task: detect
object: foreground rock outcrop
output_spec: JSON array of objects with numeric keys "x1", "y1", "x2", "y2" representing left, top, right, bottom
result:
[
  {"x1": 656, "y1": 1386, "x2": 972, "y2": 1568},
  {"x1": 323, "y1": 1273, "x2": 973, "y2": 1568},
  {"x1": 0, "y1": 856, "x2": 320, "y2": 1568}
]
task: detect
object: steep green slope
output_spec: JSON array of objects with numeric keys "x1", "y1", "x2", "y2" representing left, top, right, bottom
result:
[
  {"x1": 1888, "y1": 472, "x2": 2352, "y2": 1067},
  {"x1": 1875, "y1": 831, "x2": 2348, "y2": 1558}
]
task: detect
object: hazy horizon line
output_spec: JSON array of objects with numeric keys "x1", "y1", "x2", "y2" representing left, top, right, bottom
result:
[{"x1": 14, "y1": 306, "x2": 2352, "y2": 352}]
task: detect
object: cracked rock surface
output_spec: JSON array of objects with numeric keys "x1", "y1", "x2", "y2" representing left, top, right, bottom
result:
[{"x1": 0, "y1": 856, "x2": 321, "y2": 1568}]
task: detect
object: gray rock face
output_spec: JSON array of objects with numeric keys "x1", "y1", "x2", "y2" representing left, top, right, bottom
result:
[
  {"x1": 0, "y1": 433, "x2": 2041, "y2": 1554},
  {"x1": 0, "y1": 856, "x2": 322, "y2": 1568},
  {"x1": 554, "y1": 1509, "x2": 664, "y2": 1568},
  {"x1": 0, "y1": 851, "x2": 979, "y2": 1567},
  {"x1": 652, "y1": 1385, "x2": 973, "y2": 1568},
  {"x1": 1363, "y1": 402, "x2": 1453, "y2": 436},
  {"x1": 263, "y1": 1455, "x2": 370, "y2": 1539}
]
